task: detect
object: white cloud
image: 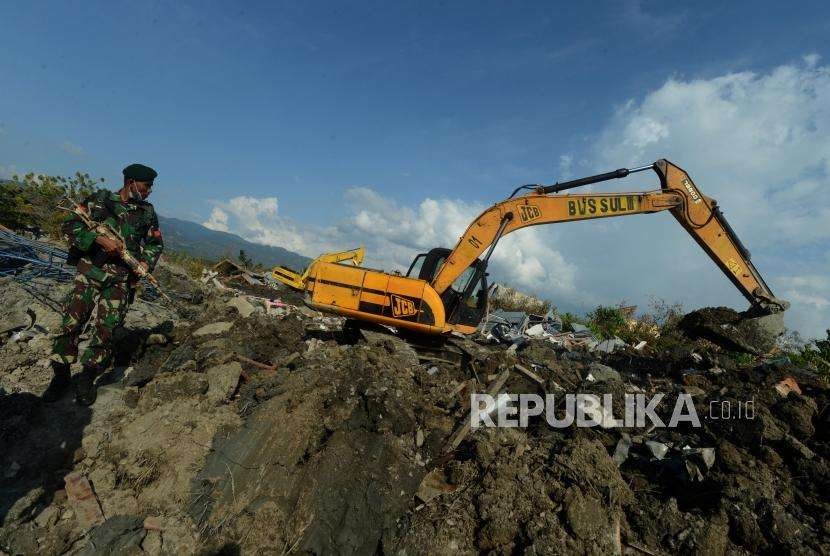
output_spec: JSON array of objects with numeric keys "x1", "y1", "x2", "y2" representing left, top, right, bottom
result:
[
  {"x1": 584, "y1": 57, "x2": 830, "y2": 337},
  {"x1": 60, "y1": 140, "x2": 85, "y2": 156},
  {"x1": 203, "y1": 207, "x2": 229, "y2": 232},
  {"x1": 558, "y1": 154, "x2": 573, "y2": 179},
  {"x1": 0, "y1": 164, "x2": 19, "y2": 180},
  {"x1": 202, "y1": 195, "x2": 326, "y2": 256}
]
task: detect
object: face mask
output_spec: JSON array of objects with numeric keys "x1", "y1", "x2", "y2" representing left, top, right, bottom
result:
[{"x1": 129, "y1": 183, "x2": 143, "y2": 201}]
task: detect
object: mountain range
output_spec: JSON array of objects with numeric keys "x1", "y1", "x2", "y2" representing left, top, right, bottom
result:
[{"x1": 158, "y1": 215, "x2": 311, "y2": 270}]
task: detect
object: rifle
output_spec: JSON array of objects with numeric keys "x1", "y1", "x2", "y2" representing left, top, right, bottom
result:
[{"x1": 57, "y1": 197, "x2": 172, "y2": 303}]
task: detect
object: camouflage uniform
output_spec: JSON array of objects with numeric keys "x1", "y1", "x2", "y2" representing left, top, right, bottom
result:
[{"x1": 51, "y1": 189, "x2": 163, "y2": 370}]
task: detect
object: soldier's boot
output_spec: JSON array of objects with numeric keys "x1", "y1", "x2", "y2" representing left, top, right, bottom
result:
[
  {"x1": 42, "y1": 362, "x2": 72, "y2": 403},
  {"x1": 74, "y1": 366, "x2": 99, "y2": 406}
]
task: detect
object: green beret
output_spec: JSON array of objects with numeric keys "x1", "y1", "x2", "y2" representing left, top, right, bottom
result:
[{"x1": 123, "y1": 163, "x2": 158, "y2": 183}]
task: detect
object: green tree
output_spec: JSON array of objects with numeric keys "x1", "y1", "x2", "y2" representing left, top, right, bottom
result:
[
  {"x1": 585, "y1": 305, "x2": 628, "y2": 340},
  {"x1": 0, "y1": 172, "x2": 104, "y2": 236},
  {"x1": 238, "y1": 249, "x2": 251, "y2": 268}
]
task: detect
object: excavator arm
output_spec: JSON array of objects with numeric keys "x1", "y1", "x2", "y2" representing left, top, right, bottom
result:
[{"x1": 431, "y1": 159, "x2": 787, "y2": 315}]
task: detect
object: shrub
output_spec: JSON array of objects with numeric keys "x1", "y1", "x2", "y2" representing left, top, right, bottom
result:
[
  {"x1": 0, "y1": 172, "x2": 104, "y2": 237},
  {"x1": 787, "y1": 330, "x2": 830, "y2": 382},
  {"x1": 164, "y1": 250, "x2": 211, "y2": 280},
  {"x1": 585, "y1": 305, "x2": 628, "y2": 340}
]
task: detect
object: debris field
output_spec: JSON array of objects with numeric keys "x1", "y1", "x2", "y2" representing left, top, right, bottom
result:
[{"x1": 0, "y1": 260, "x2": 828, "y2": 555}]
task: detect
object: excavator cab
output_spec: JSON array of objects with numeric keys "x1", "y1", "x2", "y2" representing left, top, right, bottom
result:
[{"x1": 406, "y1": 247, "x2": 488, "y2": 328}]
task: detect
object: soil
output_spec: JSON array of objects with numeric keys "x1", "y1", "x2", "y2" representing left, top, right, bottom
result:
[{"x1": 1, "y1": 263, "x2": 828, "y2": 555}]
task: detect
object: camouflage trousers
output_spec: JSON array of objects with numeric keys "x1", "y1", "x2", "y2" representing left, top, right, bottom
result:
[{"x1": 51, "y1": 273, "x2": 133, "y2": 369}]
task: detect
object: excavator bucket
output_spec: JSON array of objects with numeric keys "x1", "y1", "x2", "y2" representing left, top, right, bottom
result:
[
  {"x1": 678, "y1": 306, "x2": 786, "y2": 355},
  {"x1": 271, "y1": 247, "x2": 365, "y2": 291}
]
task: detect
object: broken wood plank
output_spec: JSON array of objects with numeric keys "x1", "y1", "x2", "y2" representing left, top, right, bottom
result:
[
  {"x1": 514, "y1": 363, "x2": 544, "y2": 385},
  {"x1": 443, "y1": 370, "x2": 510, "y2": 454},
  {"x1": 417, "y1": 355, "x2": 458, "y2": 366},
  {"x1": 235, "y1": 354, "x2": 277, "y2": 371}
]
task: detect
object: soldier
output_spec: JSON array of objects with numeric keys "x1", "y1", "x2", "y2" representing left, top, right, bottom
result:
[{"x1": 43, "y1": 163, "x2": 164, "y2": 405}]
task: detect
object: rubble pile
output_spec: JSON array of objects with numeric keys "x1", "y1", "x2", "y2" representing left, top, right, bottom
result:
[{"x1": 1, "y1": 264, "x2": 828, "y2": 554}]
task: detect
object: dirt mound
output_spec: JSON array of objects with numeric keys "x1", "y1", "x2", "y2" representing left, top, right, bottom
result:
[
  {"x1": 678, "y1": 306, "x2": 778, "y2": 354},
  {"x1": 1, "y1": 269, "x2": 828, "y2": 554}
]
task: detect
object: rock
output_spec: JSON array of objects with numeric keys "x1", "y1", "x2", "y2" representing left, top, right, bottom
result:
[
  {"x1": 4, "y1": 460, "x2": 20, "y2": 479},
  {"x1": 678, "y1": 307, "x2": 777, "y2": 354},
  {"x1": 783, "y1": 434, "x2": 814, "y2": 460},
  {"x1": 586, "y1": 362, "x2": 620, "y2": 383},
  {"x1": 143, "y1": 516, "x2": 164, "y2": 531},
  {"x1": 415, "y1": 429, "x2": 425, "y2": 448},
  {"x1": 564, "y1": 488, "x2": 607, "y2": 540},
  {"x1": 34, "y1": 505, "x2": 60, "y2": 528},
  {"x1": 123, "y1": 386, "x2": 140, "y2": 408},
  {"x1": 146, "y1": 333, "x2": 168, "y2": 345},
  {"x1": 78, "y1": 515, "x2": 145, "y2": 556},
  {"x1": 760, "y1": 445, "x2": 783, "y2": 468},
  {"x1": 777, "y1": 395, "x2": 817, "y2": 440},
  {"x1": 227, "y1": 296, "x2": 256, "y2": 318},
  {"x1": 645, "y1": 441, "x2": 669, "y2": 460},
  {"x1": 297, "y1": 305, "x2": 321, "y2": 318},
  {"x1": 206, "y1": 362, "x2": 243, "y2": 403},
  {"x1": 64, "y1": 473, "x2": 105, "y2": 531},
  {"x1": 612, "y1": 434, "x2": 632, "y2": 467},
  {"x1": 416, "y1": 469, "x2": 457, "y2": 503},
  {"x1": 193, "y1": 321, "x2": 234, "y2": 337},
  {"x1": 142, "y1": 530, "x2": 163, "y2": 555},
  {"x1": 139, "y1": 373, "x2": 209, "y2": 408}
]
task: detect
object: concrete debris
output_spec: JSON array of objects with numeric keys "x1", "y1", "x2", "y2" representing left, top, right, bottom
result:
[
  {"x1": 645, "y1": 441, "x2": 670, "y2": 460},
  {"x1": 612, "y1": 434, "x2": 632, "y2": 467},
  {"x1": 193, "y1": 321, "x2": 234, "y2": 337},
  {"x1": 595, "y1": 337, "x2": 627, "y2": 353},
  {"x1": 586, "y1": 362, "x2": 621, "y2": 383},
  {"x1": 226, "y1": 296, "x2": 257, "y2": 318},
  {"x1": 206, "y1": 361, "x2": 243, "y2": 403}
]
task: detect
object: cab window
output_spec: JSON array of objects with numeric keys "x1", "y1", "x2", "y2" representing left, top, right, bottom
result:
[{"x1": 406, "y1": 254, "x2": 426, "y2": 278}]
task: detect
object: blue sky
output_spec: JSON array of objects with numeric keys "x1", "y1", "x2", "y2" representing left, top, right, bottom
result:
[{"x1": 2, "y1": 1, "x2": 829, "y2": 338}]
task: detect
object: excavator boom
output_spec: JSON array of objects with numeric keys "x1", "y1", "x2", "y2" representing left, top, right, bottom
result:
[{"x1": 431, "y1": 159, "x2": 786, "y2": 314}]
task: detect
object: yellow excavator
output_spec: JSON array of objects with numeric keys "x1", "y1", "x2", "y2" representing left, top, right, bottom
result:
[
  {"x1": 272, "y1": 247, "x2": 365, "y2": 290},
  {"x1": 302, "y1": 160, "x2": 788, "y2": 335}
]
